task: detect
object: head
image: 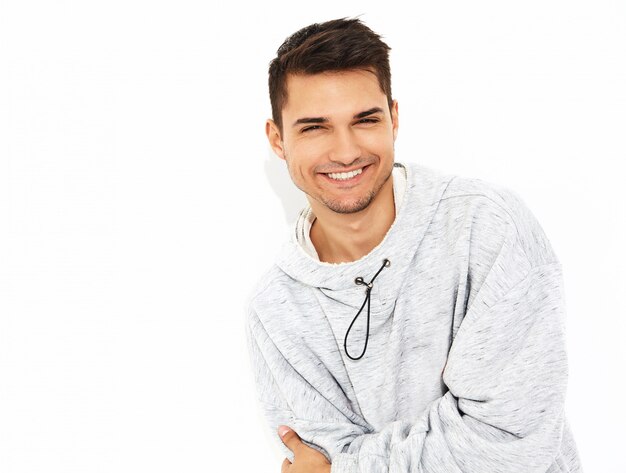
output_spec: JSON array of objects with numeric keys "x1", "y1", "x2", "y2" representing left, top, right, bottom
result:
[{"x1": 266, "y1": 17, "x2": 399, "y2": 215}]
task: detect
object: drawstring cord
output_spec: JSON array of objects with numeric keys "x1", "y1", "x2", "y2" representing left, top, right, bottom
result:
[{"x1": 344, "y1": 258, "x2": 391, "y2": 360}]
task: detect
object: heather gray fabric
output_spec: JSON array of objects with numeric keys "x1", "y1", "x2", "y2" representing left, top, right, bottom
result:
[{"x1": 245, "y1": 161, "x2": 583, "y2": 473}]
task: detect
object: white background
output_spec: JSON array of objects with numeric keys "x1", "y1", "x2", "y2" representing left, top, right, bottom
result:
[{"x1": 1, "y1": 1, "x2": 624, "y2": 472}]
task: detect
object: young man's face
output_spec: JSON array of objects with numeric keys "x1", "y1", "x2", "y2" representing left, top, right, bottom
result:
[{"x1": 266, "y1": 69, "x2": 399, "y2": 214}]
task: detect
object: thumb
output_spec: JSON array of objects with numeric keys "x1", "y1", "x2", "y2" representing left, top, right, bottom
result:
[{"x1": 278, "y1": 425, "x2": 302, "y2": 452}]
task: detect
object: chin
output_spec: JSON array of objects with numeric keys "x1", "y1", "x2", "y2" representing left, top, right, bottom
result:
[{"x1": 322, "y1": 192, "x2": 376, "y2": 214}]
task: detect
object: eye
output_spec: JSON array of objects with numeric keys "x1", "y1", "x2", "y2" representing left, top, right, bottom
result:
[
  {"x1": 301, "y1": 125, "x2": 322, "y2": 133},
  {"x1": 357, "y1": 118, "x2": 379, "y2": 124}
]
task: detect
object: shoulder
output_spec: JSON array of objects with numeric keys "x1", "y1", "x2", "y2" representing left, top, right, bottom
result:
[
  {"x1": 442, "y1": 173, "x2": 527, "y2": 217},
  {"x1": 440, "y1": 173, "x2": 559, "y2": 268},
  {"x1": 244, "y1": 264, "x2": 309, "y2": 330},
  {"x1": 245, "y1": 264, "x2": 287, "y2": 311}
]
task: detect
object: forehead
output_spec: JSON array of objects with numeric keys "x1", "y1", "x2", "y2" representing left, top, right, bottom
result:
[{"x1": 283, "y1": 69, "x2": 387, "y2": 117}]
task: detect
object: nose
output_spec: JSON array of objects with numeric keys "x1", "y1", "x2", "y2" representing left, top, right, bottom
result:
[{"x1": 328, "y1": 128, "x2": 362, "y2": 165}]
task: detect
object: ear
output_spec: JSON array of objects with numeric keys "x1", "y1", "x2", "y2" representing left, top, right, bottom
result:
[
  {"x1": 391, "y1": 99, "x2": 399, "y2": 142},
  {"x1": 266, "y1": 119, "x2": 286, "y2": 161}
]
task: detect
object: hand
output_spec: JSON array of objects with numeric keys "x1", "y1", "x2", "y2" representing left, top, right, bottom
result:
[{"x1": 278, "y1": 425, "x2": 331, "y2": 473}]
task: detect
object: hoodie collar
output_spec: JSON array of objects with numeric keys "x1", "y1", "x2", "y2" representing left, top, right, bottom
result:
[{"x1": 276, "y1": 162, "x2": 455, "y2": 292}]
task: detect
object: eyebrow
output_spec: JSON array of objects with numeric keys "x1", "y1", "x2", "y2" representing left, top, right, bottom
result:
[{"x1": 292, "y1": 107, "x2": 384, "y2": 128}]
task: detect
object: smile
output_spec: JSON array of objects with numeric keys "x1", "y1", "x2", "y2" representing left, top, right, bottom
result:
[{"x1": 325, "y1": 167, "x2": 364, "y2": 180}]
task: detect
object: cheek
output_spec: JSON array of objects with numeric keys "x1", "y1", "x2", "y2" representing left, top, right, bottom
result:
[
  {"x1": 361, "y1": 130, "x2": 393, "y2": 153},
  {"x1": 291, "y1": 140, "x2": 326, "y2": 162}
]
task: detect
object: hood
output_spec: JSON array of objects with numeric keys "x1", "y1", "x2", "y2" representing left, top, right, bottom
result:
[{"x1": 275, "y1": 161, "x2": 456, "y2": 359}]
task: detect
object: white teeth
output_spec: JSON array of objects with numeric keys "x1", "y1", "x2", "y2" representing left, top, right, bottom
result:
[{"x1": 327, "y1": 167, "x2": 364, "y2": 180}]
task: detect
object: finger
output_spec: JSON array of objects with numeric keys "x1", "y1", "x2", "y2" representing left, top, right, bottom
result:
[
  {"x1": 281, "y1": 457, "x2": 291, "y2": 473},
  {"x1": 278, "y1": 425, "x2": 302, "y2": 452}
]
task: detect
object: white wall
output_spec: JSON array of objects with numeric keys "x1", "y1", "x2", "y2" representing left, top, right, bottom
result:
[{"x1": 0, "y1": 1, "x2": 624, "y2": 471}]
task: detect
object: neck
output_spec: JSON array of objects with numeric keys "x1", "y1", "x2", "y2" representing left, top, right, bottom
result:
[{"x1": 309, "y1": 176, "x2": 396, "y2": 264}]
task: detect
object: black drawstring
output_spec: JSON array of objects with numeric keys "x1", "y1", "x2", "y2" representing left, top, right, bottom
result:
[{"x1": 344, "y1": 258, "x2": 391, "y2": 360}]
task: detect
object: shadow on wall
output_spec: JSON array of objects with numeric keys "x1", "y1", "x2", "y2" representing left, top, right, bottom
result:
[{"x1": 263, "y1": 151, "x2": 308, "y2": 226}]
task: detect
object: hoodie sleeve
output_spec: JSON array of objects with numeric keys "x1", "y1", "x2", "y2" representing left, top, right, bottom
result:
[
  {"x1": 246, "y1": 258, "x2": 570, "y2": 473},
  {"x1": 245, "y1": 307, "x2": 371, "y2": 464}
]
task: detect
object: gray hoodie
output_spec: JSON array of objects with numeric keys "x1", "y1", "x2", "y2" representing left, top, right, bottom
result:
[{"x1": 245, "y1": 161, "x2": 583, "y2": 472}]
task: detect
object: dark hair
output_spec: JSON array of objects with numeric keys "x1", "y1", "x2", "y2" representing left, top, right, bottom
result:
[{"x1": 268, "y1": 16, "x2": 393, "y2": 136}]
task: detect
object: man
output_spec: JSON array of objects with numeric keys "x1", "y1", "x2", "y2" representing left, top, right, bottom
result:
[{"x1": 245, "y1": 16, "x2": 583, "y2": 473}]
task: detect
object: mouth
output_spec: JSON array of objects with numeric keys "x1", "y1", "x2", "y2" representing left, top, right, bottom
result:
[{"x1": 320, "y1": 164, "x2": 371, "y2": 186}]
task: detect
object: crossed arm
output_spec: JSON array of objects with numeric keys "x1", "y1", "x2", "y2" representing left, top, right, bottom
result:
[{"x1": 246, "y1": 260, "x2": 570, "y2": 473}]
